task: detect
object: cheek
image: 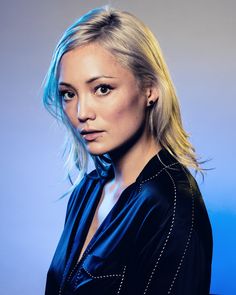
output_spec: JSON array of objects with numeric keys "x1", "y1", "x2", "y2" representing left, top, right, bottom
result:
[
  {"x1": 63, "y1": 103, "x2": 78, "y2": 128},
  {"x1": 106, "y1": 97, "x2": 145, "y2": 129}
]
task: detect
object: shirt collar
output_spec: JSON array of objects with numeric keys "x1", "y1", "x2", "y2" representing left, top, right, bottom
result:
[
  {"x1": 98, "y1": 148, "x2": 179, "y2": 184},
  {"x1": 135, "y1": 148, "x2": 178, "y2": 183}
]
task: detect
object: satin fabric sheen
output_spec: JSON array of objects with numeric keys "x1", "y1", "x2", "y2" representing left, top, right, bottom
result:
[{"x1": 45, "y1": 149, "x2": 213, "y2": 294}]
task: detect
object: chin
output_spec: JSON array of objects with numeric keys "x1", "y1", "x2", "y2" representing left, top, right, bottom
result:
[
  {"x1": 86, "y1": 139, "x2": 131, "y2": 158},
  {"x1": 86, "y1": 145, "x2": 111, "y2": 156},
  {"x1": 88, "y1": 150, "x2": 105, "y2": 156}
]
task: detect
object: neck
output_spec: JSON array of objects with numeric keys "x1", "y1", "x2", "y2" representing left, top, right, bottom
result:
[{"x1": 108, "y1": 135, "x2": 162, "y2": 188}]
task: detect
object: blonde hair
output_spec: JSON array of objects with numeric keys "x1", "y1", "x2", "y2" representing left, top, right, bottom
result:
[{"x1": 43, "y1": 6, "x2": 203, "y2": 195}]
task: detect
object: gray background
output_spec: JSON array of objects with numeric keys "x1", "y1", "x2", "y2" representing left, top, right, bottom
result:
[{"x1": 0, "y1": 0, "x2": 235, "y2": 294}]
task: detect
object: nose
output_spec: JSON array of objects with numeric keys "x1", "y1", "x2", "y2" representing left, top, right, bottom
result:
[{"x1": 77, "y1": 97, "x2": 96, "y2": 122}]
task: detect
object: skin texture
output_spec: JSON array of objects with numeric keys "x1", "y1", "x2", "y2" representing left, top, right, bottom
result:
[{"x1": 58, "y1": 42, "x2": 161, "y2": 186}]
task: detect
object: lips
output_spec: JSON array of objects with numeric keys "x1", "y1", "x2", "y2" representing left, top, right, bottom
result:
[
  {"x1": 80, "y1": 129, "x2": 102, "y2": 135},
  {"x1": 80, "y1": 129, "x2": 104, "y2": 141}
]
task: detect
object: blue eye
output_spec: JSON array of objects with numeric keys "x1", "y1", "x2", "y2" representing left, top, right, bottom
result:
[
  {"x1": 94, "y1": 84, "x2": 113, "y2": 96},
  {"x1": 59, "y1": 90, "x2": 75, "y2": 101}
]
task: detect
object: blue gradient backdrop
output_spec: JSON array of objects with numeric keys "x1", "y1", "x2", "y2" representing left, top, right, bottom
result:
[{"x1": 0, "y1": 0, "x2": 235, "y2": 294}]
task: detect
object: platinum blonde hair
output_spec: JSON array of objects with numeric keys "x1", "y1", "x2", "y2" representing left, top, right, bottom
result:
[{"x1": 43, "y1": 6, "x2": 203, "y2": 196}]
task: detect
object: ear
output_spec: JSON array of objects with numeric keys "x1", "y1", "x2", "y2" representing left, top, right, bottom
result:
[{"x1": 145, "y1": 86, "x2": 160, "y2": 107}]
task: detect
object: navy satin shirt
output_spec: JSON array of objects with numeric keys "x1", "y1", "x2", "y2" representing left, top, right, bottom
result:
[{"x1": 45, "y1": 149, "x2": 213, "y2": 294}]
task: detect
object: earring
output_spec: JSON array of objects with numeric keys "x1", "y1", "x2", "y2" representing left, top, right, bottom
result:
[{"x1": 148, "y1": 100, "x2": 154, "y2": 106}]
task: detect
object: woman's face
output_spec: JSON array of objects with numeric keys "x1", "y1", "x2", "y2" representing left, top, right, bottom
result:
[{"x1": 58, "y1": 43, "x2": 150, "y2": 156}]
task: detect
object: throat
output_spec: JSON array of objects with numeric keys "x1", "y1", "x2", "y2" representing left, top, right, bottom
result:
[{"x1": 97, "y1": 185, "x2": 122, "y2": 224}]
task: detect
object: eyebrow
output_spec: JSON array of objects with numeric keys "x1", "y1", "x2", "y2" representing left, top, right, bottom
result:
[{"x1": 59, "y1": 75, "x2": 117, "y2": 87}]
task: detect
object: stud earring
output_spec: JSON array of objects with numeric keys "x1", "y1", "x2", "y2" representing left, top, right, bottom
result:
[{"x1": 148, "y1": 100, "x2": 154, "y2": 106}]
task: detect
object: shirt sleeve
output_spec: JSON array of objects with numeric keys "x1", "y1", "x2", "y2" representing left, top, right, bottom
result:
[{"x1": 133, "y1": 196, "x2": 212, "y2": 295}]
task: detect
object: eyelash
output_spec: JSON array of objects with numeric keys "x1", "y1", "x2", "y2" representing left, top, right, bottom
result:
[
  {"x1": 94, "y1": 84, "x2": 114, "y2": 96},
  {"x1": 59, "y1": 90, "x2": 75, "y2": 102},
  {"x1": 59, "y1": 84, "x2": 114, "y2": 102}
]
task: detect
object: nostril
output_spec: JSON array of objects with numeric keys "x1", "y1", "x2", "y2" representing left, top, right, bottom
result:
[
  {"x1": 78, "y1": 117, "x2": 87, "y2": 123},
  {"x1": 77, "y1": 109, "x2": 96, "y2": 122}
]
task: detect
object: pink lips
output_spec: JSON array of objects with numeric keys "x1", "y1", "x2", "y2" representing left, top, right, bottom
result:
[{"x1": 80, "y1": 129, "x2": 104, "y2": 141}]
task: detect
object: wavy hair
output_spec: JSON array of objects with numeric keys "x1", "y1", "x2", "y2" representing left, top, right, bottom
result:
[{"x1": 43, "y1": 5, "x2": 204, "y2": 196}]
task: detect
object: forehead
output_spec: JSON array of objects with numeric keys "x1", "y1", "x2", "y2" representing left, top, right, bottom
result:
[{"x1": 58, "y1": 43, "x2": 135, "y2": 83}]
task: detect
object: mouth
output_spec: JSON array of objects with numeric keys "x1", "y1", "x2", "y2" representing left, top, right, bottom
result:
[{"x1": 81, "y1": 131, "x2": 104, "y2": 141}]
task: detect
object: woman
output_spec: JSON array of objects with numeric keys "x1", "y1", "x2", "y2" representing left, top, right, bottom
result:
[{"x1": 43, "y1": 6, "x2": 213, "y2": 295}]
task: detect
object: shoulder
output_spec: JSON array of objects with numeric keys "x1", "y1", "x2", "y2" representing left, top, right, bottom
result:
[
  {"x1": 136, "y1": 162, "x2": 205, "y2": 224},
  {"x1": 134, "y1": 149, "x2": 201, "y2": 209},
  {"x1": 134, "y1": 162, "x2": 212, "y2": 244},
  {"x1": 140, "y1": 163, "x2": 197, "y2": 202}
]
